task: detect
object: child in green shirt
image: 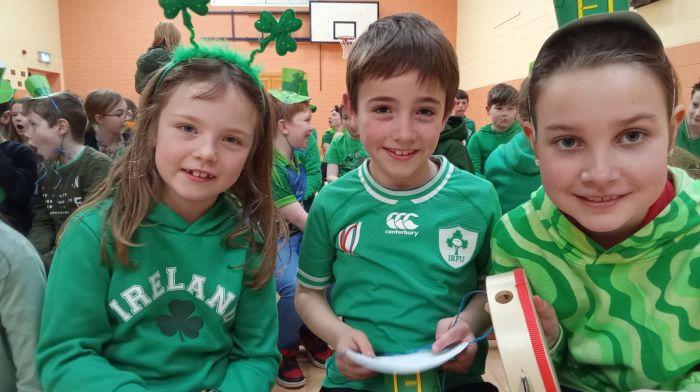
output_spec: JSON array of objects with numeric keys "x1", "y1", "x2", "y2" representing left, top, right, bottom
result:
[
  {"x1": 325, "y1": 105, "x2": 368, "y2": 182},
  {"x1": 23, "y1": 92, "x2": 112, "y2": 268},
  {"x1": 491, "y1": 12, "x2": 700, "y2": 392},
  {"x1": 467, "y1": 83, "x2": 522, "y2": 175},
  {"x1": 270, "y1": 80, "x2": 332, "y2": 389},
  {"x1": 296, "y1": 13, "x2": 499, "y2": 392},
  {"x1": 675, "y1": 81, "x2": 700, "y2": 157},
  {"x1": 37, "y1": 45, "x2": 281, "y2": 391}
]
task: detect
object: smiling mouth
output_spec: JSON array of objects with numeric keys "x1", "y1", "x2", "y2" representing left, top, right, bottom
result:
[
  {"x1": 576, "y1": 194, "x2": 627, "y2": 204},
  {"x1": 386, "y1": 148, "x2": 417, "y2": 157},
  {"x1": 183, "y1": 169, "x2": 216, "y2": 179}
]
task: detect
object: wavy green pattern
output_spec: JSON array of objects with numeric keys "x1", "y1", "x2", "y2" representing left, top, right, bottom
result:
[{"x1": 491, "y1": 167, "x2": 700, "y2": 391}]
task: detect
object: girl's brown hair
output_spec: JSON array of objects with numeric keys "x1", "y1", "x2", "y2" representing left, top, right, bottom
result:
[
  {"x1": 152, "y1": 21, "x2": 181, "y2": 52},
  {"x1": 84, "y1": 89, "x2": 124, "y2": 133},
  {"x1": 8, "y1": 97, "x2": 30, "y2": 142},
  {"x1": 77, "y1": 58, "x2": 281, "y2": 288}
]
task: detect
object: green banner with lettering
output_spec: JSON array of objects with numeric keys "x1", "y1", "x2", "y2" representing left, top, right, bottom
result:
[{"x1": 554, "y1": 0, "x2": 630, "y2": 27}]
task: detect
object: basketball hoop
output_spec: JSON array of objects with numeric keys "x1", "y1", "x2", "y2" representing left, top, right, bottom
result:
[{"x1": 339, "y1": 36, "x2": 355, "y2": 59}]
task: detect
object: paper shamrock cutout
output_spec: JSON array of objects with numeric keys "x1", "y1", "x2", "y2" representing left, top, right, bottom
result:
[
  {"x1": 249, "y1": 9, "x2": 302, "y2": 62},
  {"x1": 159, "y1": 0, "x2": 210, "y2": 47},
  {"x1": 156, "y1": 299, "x2": 204, "y2": 342}
]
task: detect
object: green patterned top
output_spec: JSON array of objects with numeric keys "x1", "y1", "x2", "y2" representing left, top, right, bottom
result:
[{"x1": 491, "y1": 167, "x2": 700, "y2": 392}]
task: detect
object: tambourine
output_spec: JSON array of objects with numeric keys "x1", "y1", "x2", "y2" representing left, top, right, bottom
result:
[{"x1": 486, "y1": 268, "x2": 560, "y2": 392}]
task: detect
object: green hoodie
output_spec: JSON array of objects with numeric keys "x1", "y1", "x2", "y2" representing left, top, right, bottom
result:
[
  {"x1": 135, "y1": 46, "x2": 172, "y2": 94},
  {"x1": 433, "y1": 115, "x2": 473, "y2": 172},
  {"x1": 675, "y1": 118, "x2": 700, "y2": 158},
  {"x1": 467, "y1": 122, "x2": 522, "y2": 175},
  {"x1": 491, "y1": 167, "x2": 700, "y2": 392},
  {"x1": 37, "y1": 196, "x2": 280, "y2": 392},
  {"x1": 483, "y1": 132, "x2": 541, "y2": 213}
]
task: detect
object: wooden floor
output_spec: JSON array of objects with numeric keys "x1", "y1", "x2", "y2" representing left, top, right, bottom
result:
[{"x1": 272, "y1": 344, "x2": 509, "y2": 392}]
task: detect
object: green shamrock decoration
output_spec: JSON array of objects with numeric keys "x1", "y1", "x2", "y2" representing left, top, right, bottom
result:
[
  {"x1": 159, "y1": 0, "x2": 210, "y2": 47},
  {"x1": 249, "y1": 9, "x2": 302, "y2": 63},
  {"x1": 156, "y1": 299, "x2": 204, "y2": 342},
  {"x1": 446, "y1": 230, "x2": 469, "y2": 256}
]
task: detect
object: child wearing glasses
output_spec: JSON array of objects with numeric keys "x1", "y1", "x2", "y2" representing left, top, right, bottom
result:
[
  {"x1": 25, "y1": 91, "x2": 112, "y2": 270},
  {"x1": 84, "y1": 89, "x2": 131, "y2": 160}
]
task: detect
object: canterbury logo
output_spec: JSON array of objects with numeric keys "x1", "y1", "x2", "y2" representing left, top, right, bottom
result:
[{"x1": 386, "y1": 213, "x2": 419, "y2": 230}]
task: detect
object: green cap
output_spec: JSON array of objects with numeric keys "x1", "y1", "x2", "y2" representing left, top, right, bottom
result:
[
  {"x1": 269, "y1": 67, "x2": 311, "y2": 104},
  {"x1": 25, "y1": 75, "x2": 52, "y2": 97},
  {"x1": 553, "y1": 0, "x2": 630, "y2": 27},
  {"x1": 0, "y1": 80, "x2": 13, "y2": 104},
  {"x1": 0, "y1": 62, "x2": 14, "y2": 104}
]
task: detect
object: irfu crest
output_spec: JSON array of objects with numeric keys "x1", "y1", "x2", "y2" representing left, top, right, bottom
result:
[{"x1": 438, "y1": 227, "x2": 477, "y2": 268}]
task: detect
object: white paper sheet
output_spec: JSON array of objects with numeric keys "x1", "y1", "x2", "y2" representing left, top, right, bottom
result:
[{"x1": 343, "y1": 341, "x2": 470, "y2": 375}]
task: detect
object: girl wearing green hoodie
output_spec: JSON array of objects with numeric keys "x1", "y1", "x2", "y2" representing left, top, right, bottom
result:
[
  {"x1": 491, "y1": 12, "x2": 700, "y2": 392},
  {"x1": 37, "y1": 48, "x2": 282, "y2": 391}
]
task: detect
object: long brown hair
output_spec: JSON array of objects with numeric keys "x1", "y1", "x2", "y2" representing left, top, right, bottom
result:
[
  {"x1": 77, "y1": 58, "x2": 281, "y2": 288},
  {"x1": 152, "y1": 21, "x2": 181, "y2": 52},
  {"x1": 84, "y1": 89, "x2": 124, "y2": 134}
]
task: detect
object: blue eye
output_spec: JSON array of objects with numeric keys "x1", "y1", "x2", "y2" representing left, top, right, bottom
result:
[
  {"x1": 179, "y1": 125, "x2": 195, "y2": 133},
  {"x1": 556, "y1": 137, "x2": 579, "y2": 149},
  {"x1": 621, "y1": 130, "x2": 644, "y2": 144}
]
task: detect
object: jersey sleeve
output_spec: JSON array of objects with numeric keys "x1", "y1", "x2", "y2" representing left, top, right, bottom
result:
[
  {"x1": 297, "y1": 200, "x2": 335, "y2": 289},
  {"x1": 82, "y1": 152, "x2": 112, "y2": 196},
  {"x1": 321, "y1": 131, "x2": 334, "y2": 146},
  {"x1": 324, "y1": 138, "x2": 341, "y2": 164},
  {"x1": 302, "y1": 132, "x2": 322, "y2": 199},
  {"x1": 467, "y1": 134, "x2": 484, "y2": 175},
  {"x1": 271, "y1": 165, "x2": 297, "y2": 209}
]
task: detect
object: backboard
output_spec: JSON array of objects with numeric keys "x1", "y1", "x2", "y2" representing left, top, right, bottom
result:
[{"x1": 309, "y1": 1, "x2": 379, "y2": 43}]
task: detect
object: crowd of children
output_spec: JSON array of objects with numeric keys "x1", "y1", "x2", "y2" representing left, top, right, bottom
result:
[{"x1": 0, "y1": 6, "x2": 699, "y2": 392}]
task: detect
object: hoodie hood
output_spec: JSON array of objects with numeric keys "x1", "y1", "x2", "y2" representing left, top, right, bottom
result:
[
  {"x1": 501, "y1": 132, "x2": 539, "y2": 175},
  {"x1": 145, "y1": 194, "x2": 239, "y2": 236},
  {"x1": 439, "y1": 116, "x2": 469, "y2": 143}
]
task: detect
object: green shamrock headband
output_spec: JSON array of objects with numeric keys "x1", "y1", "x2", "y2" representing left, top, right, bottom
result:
[{"x1": 156, "y1": 0, "x2": 302, "y2": 89}]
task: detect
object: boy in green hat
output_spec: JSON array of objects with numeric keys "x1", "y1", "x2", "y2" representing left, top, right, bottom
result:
[{"x1": 269, "y1": 68, "x2": 331, "y2": 388}]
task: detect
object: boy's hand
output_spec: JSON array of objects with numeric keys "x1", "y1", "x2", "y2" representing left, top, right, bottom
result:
[
  {"x1": 533, "y1": 295, "x2": 561, "y2": 348},
  {"x1": 432, "y1": 317, "x2": 478, "y2": 373},
  {"x1": 335, "y1": 328, "x2": 378, "y2": 380}
]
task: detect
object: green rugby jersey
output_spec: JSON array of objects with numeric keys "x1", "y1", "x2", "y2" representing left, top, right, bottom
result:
[
  {"x1": 491, "y1": 167, "x2": 700, "y2": 392},
  {"x1": 324, "y1": 132, "x2": 368, "y2": 177},
  {"x1": 298, "y1": 156, "x2": 501, "y2": 391}
]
